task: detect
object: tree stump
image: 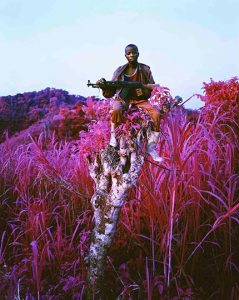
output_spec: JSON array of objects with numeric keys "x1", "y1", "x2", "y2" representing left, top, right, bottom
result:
[{"x1": 85, "y1": 112, "x2": 150, "y2": 299}]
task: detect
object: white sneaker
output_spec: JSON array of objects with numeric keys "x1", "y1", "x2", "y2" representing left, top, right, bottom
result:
[
  {"x1": 147, "y1": 148, "x2": 164, "y2": 163},
  {"x1": 109, "y1": 132, "x2": 117, "y2": 147},
  {"x1": 146, "y1": 131, "x2": 164, "y2": 163}
]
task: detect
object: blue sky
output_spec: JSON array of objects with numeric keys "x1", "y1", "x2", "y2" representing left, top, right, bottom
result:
[{"x1": 0, "y1": 0, "x2": 238, "y2": 109}]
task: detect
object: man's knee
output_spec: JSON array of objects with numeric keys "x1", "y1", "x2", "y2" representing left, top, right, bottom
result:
[
  {"x1": 151, "y1": 109, "x2": 160, "y2": 121},
  {"x1": 111, "y1": 108, "x2": 124, "y2": 124},
  {"x1": 111, "y1": 108, "x2": 123, "y2": 116},
  {"x1": 151, "y1": 109, "x2": 161, "y2": 131}
]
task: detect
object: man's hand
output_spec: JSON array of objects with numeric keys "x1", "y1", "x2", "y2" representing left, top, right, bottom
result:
[
  {"x1": 96, "y1": 78, "x2": 106, "y2": 88},
  {"x1": 136, "y1": 88, "x2": 143, "y2": 97},
  {"x1": 162, "y1": 104, "x2": 170, "y2": 113}
]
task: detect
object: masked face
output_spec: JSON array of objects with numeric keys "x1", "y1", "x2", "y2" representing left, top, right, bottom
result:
[{"x1": 125, "y1": 46, "x2": 139, "y2": 64}]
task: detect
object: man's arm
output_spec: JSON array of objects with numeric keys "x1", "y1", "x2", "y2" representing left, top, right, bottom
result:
[{"x1": 138, "y1": 64, "x2": 156, "y2": 97}]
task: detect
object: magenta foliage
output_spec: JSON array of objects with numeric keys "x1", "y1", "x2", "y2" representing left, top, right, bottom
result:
[
  {"x1": 78, "y1": 97, "x2": 111, "y2": 159},
  {"x1": 198, "y1": 76, "x2": 239, "y2": 128},
  {"x1": 200, "y1": 76, "x2": 239, "y2": 106},
  {"x1": 0, "y1": 88, "x2": 86, "y2": 142},
  {"x1": 149, "y1": 85, "x2": 172, "y2": 108},
  {"x1": 116, "y1": 106, "x2": 151, "y2": 140},
  {"x1": 82, "y1": 96, "x2": 110, "y2": 121},
  {"x1": 0, "y1": 78, "x2": 238, "y2": 299}
]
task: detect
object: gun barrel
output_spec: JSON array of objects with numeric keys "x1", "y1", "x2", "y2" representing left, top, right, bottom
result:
[
  {"x1": 87, "y1": 80, "x2": 98, "y2": 87},
  {"x1": 87, "y1": 80, "x2": 143, "y2": 89}
]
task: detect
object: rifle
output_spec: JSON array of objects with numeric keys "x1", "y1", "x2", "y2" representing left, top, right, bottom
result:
[{"x1": 87, "y1": 80, "x2": 158, "y2": 90}]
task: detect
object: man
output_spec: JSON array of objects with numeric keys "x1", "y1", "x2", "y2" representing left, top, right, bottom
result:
[{"x1": 97, "y1": 44, "x2": 163, "y2": 163}]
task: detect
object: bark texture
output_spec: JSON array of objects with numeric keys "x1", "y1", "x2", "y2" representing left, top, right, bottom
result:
[{"x1": 86, "y1": 128, "x2": 147, "y2": 299}]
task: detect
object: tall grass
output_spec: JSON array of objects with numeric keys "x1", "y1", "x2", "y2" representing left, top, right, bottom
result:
[
  {"x1": 0, "y1": 131, "x2": 91, "y2": 299},
  {"x1": 0, "y1": 91, "x2": 238, "y2": 299}
]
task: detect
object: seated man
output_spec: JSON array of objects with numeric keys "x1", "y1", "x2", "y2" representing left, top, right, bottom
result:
[{"x1": 97, "y1": 44, "x2": 163, "y2": 163}]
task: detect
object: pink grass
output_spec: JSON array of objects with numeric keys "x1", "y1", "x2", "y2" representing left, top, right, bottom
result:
[{"x1": 0, "y1": 78, "x2": 238, "y2": 298}]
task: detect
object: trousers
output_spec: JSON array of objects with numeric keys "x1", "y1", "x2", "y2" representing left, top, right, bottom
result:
[{"x1": 110, "y1": 99, "x2": 161, "y2": 132}]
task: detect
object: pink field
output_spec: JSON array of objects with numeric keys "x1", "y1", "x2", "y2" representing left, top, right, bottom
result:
[{"x1": 0, "y1": 78, "x2": 238, "y2": 299}]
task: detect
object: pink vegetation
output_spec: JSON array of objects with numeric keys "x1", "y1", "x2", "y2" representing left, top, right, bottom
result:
[{"x1": 0, "y1": 78, "x2": 238, "y2": 299}]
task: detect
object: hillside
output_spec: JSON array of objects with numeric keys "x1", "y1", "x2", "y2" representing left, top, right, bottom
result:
[{"x1": 0, "y1": 87, "x2": 88, "y2": 144}]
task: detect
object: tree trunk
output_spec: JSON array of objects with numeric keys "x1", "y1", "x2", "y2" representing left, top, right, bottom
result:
[{"x1": 86, "y1": 131, "x2": 146, "y2": 299}]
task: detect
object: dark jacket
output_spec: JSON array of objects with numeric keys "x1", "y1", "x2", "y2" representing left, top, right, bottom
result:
[{"x1": 102, "y1": 62, "x2": 155, "y2": 99}]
